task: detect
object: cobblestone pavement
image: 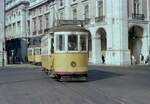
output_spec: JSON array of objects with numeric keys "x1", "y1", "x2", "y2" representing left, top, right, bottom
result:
[{"x1": 0, "y1": 65, "x2": 150, "y2": 104}]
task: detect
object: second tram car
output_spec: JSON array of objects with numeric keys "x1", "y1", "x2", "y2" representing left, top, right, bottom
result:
[
  {"x1": 34, "y1": 45, "x2": 41, "y2": 65},
  {"x1": 27, "y1": 45, "x2": 41, "y2": 65},
  {"x1": 27, "y1": 45, "x2": 35, "y2": 63},
  {"x1": 41, "y1": 25, "x2": 89, "y2": 81}
]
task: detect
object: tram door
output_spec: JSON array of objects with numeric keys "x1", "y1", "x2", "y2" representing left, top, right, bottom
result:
[{"x1": 49, "y1": 35, "x2": 54, "y2": 70}]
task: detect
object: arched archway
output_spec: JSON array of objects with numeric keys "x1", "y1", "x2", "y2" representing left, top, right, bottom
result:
[
  {"x1": 128, "y1": 25, "x2": 144, "y2": 64},
  {"x1": 96, "y1": 28, "x2": 107, "y2": 63}
]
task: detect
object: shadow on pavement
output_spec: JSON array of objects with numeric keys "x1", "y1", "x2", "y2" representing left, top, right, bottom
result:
[{"x1": 87, "y1": 69, "x2": 123, "y2": 82}]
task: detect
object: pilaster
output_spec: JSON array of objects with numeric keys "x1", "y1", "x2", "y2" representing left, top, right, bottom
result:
[
  {"x1": 105, "y1": 0, "x2": 131, "y2": 65},
  {"x1": 89, "y1": 28, "x2": 102, "y2": 64}
]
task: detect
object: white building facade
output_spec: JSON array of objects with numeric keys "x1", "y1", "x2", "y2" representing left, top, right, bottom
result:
[
  {"x1": 5, "y1": 0, "x2": 29, "y2": 64},
  {"x1": 28, "y1": 0, "x2": 51, "y2": 45},
  {"x1": 0, "y1": 0, "x2": 6, "y2": 66},
  {"x1": 45, "y1": 0, "x2": 150, "y2": 65}
]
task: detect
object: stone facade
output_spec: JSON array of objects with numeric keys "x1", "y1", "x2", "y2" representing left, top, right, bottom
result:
[
  {"x1": 0, "y1": 0, "x2": 6, "y2": 66},
  {"x1": 5, "y1": 0, "x2": 29, "y2": 64}
]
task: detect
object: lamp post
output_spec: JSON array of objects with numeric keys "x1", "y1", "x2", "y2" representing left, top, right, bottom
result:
[
  {"x1": 2, "y1": 0, "x2": 6, "y2": 67},
  {"x1": 2, "y1": 41, "x2": 5, "y2": 67}
]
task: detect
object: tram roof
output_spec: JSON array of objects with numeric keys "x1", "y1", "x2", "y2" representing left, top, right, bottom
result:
[
  {"x1": 28, "y1": 44, "x2": 41, "y2": 48},
  {"x1": 48, "y1": 25, "x2": 89, "y2": 33}
]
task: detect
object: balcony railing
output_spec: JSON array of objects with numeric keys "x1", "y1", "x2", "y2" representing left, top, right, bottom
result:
[
  {"x1": 132, "y1": 13, "x2": 145, "y2": 20},
  {"x1": 44, "y1": 28, "x2": 50, "y2": 33},
  {"x1": 32, "y1": 31, "x2": 36, "y2": 35},
  {"x1": 38, "y1": 30, "x2": 43, "y2": 34},
  {"x1": 56, "y1": 20, "x2": 85, "y2": 26},
  {"x1": 95, "y1": 16, "x2": 105, "y2": 23},
  {"x1": 84, "y1": 18, "x2": 90, "y2": 25}
]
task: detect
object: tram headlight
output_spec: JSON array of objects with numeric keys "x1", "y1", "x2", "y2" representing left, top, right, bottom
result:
[{"x1": 70, "y1": 61, "x2": 76, "y2": 67}]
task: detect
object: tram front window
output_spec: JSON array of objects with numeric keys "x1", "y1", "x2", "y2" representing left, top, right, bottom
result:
[
  {"x1": 68, "y1": 35, "x2": 78, "y2": 51},
  {"x1": 80, "y1": 35, "x2": 87, "y2": 51},
  {"x1": 56, "y1": 35, "x2": 65, "y2": 51}
]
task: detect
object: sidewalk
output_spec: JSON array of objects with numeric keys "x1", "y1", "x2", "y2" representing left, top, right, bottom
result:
[
  {"x1": 88, "y1": 62, "x2": 150, "y2": 67},
  {"x1": 1, "y1": 64, "x2": 41, "y2": 68}
]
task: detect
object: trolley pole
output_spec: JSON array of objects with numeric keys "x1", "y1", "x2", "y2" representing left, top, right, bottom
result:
[{"x1": 2, "y1": 42, "x2": 4, "y2": 67}]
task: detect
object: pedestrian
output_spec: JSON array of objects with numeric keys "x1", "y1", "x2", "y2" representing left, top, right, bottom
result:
[
  {"x1": 101, "y1": 54, "x2": 105, "y2": 64},
  {"x1": 131, "y1": 55, "x2": 136, "y2": 65},
  {"x1": 140, "y1": 54, "x2": 144, "y2": 64},
  {"x1": 145, "y1": 55, "x2": 150, "y2": 64}
]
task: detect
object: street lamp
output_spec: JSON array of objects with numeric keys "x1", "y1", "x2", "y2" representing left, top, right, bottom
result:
[{"x1": 2, "y1": 0, "x2": 6, "y2": 67}]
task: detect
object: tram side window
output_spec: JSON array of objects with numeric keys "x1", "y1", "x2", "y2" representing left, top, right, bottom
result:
[
  {"x1": 35, "y1": 48, "x2": 41, "y2": 55},
  {"x1": 80, "y1": 35, "x2": 87, "y2": 51},
  {"x1": 56, "y1": 35, "x2": 65, "y2": 51},
  {"x1": 51, "y1": 38, "x2": 54, "y2": 53},
  {"x1": 68, "y1": 35, "x2": 78, "y2": 51}
]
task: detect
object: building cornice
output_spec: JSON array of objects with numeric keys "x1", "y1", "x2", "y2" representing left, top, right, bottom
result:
[
  {"x1": 29, "y1": 0, "x2": 55, "y2": 10},
  {"x1": 128, "y1": 19, "x2": 149, "y2": 24},
  {"x1": 6, "y1": 1, "x2": 29, "y2": 12}
]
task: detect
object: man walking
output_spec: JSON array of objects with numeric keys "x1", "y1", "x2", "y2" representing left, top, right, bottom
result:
[{"x1": 101, "y1": 54, "x2": 105, "y2": 64}]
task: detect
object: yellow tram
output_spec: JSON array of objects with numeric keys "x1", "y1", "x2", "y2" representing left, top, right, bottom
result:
[
  {"x1": 41, "y1": 25, "x2": 89, "y2": 81},
  {"x1": 27, "y1": 45, "x2": 41, "y2": 65},
  {"x1": 34, "y1": 45, "x2": 41, "y2": 65}
]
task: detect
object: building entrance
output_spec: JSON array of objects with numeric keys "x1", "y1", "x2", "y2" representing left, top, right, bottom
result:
[
  {"x1": 96, "y1": 28, "x2": 107, "y2": 63},
  {"x1": 129, "y1": 26, "x2": 143, "y2": 64},
  {"x1": 6, "y1": 38, "x2": 27, "y2": 64}
]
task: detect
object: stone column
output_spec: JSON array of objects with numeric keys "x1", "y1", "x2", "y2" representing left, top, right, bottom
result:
[
  {"x1": 89, "y1": 28, "x2": 101, "y2": 64},
  {"x1": 21, "y1": 6, "x2": 26, "y2": 38},
  {"x1": 141, "y1": 25, "x2": 149, "y2": 60},
  {"x1": 20, "y1": 39, "x2": 27, "y2": 63},
  {"x1": 148, "y1": 0, "x2": 150, "y2": 60},
  {"x1": 64, "y1": 0, "x2": 71, "y2": 20},
  {"x1": 105, "y1": 0, "x2": 131, "y2": 65}
]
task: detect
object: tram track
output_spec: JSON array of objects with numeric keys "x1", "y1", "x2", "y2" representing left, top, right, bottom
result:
[{"x1": 53, "y1": 80, "x2": 125, "y2": 104}]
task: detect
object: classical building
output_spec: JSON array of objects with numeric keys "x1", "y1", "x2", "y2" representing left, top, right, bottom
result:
[
  {"x1": 5, "y1": 0, "x2": 29, "y2": 64},
  {"x1": 5, "y1": 0, "x2": 150, "y2": 65},
  {"x1": 28, "y1": 0, "x2": 51, "y2": 45},
  {"x1": 128, "y1": 0, "x2": 150, "y2": 64},
  {"x1": 0, "y1": 0, "x2": 6, "y2": 66},
  {"x1": 45, "y1": 0, "x2": 150, "y2": 65}
]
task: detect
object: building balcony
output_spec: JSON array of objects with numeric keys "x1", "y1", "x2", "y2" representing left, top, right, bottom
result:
[
  {"x1": 56, "y1": 20, "x2": 85, "y2": 26},
  {"x1": 56, "y1": 19, "x2": 91, "y2": 26},
  {"x1": 6, "y1": 0, "x2": 29, "y2": 11},
  {"x1": 38, "y1": 30, "x2": 43, "y2": 34},
  {"x1": 32, "y1": 31, "x2": 36, "y2": 35},
  {"x1": 95, "y1": 16, "x2": 105, "y2": 23},
  {"x1": 132, "y1": 13, "x2": 145, "y2": 20},
  {"x1": 84, "y1": 18, "x2": 91, "y2": 25},
  {"x1": 44, "y1": 28, "x2": 50, "y2": 33}
]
